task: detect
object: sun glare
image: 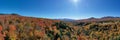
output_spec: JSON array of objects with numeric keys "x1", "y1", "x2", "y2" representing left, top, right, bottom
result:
[
  {"x1": 70, "y1": 0, "x2": 80, "y2": 7},
  {"x1": 73, "y1": 0, "x2": 78, "y2": 3}
]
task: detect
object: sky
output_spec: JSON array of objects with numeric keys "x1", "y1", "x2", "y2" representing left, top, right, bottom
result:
[{"x1": 0, "y1": 0, "x2": 120, "y2": 19}]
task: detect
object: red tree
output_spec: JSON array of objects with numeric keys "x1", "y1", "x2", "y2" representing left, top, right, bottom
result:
[{"x1": 0, "y1": 25, "x2": 2, "y2": 32}]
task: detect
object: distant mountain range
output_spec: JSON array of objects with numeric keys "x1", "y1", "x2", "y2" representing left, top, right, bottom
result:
[
  {"x1": 1, "y1": 13, "x2": 120, "y2": 23},
  {"x1": 54, "y1": 18, "x2": 75, "y2": 22},
  {"x1": 0, "y1": 13, "x2": 20, "y2": 16},
  {"x1": 56, "y1": 16, "x2": 120, "y2": 23},
  {"x1": 76, "y1": 16, "x2": 120, "y2": 23}
]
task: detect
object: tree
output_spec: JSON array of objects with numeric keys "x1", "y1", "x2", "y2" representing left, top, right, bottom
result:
[
  {"x1": 54, "y1": 22, "x2": 69, "y2": 29},
  {"x1": 0, "y1": 25, "x2": 4, "y2": 40},
  {"x1": 8, "y1": 25, "x2": 17, "y2": 40}
]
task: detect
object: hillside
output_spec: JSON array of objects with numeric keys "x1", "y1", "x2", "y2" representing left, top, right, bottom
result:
[
  {"x1": 0, "y1": 14, "x2": 63, "y2": 40},
  {"x1": 0, "y1": 14, "x2": 120, "y2": 40}
]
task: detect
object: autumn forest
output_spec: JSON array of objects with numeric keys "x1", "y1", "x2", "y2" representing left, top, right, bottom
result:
[{"x1": 0, "y1": 14, "x2": 120, "y2": 40}]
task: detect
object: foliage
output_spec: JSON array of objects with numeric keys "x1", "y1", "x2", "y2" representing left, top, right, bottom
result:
[{"x1": 0, "y1": 15, "x2": 120, "y2": 40}]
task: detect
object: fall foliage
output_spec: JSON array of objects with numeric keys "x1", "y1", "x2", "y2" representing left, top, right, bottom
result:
[{"x1": 0, "y1": 14, "x2": 120, "y2": 40}]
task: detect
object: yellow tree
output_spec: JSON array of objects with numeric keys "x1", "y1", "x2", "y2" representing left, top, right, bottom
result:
[{"x1": 8, "y1": 25, "x2": 17, "y2": 40}]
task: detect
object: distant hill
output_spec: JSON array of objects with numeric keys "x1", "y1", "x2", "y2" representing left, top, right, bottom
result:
[
  {"x1": 0, "y1": 13, "x2": 20, "y2": 16},
  {"x1": 55, "y1": 18, "x2": 75, "y2": 22},
  {"x1": 76, "y1": 16, "x2": 120, "y2": 22}
]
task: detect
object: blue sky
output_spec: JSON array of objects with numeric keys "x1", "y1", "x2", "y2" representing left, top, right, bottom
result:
[{"x1": 0, "y1": 0, "x2": 120, "y2": 19}]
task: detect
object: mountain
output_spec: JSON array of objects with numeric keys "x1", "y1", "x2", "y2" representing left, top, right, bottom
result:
[
  {"x1": 0, "y1": 13, "x2": 20, "y2": 16},
  {"x1": 55, "y1": 18, "x2": 75, "y2": 22},
  {"x1": 0, "y1": 14, "x2": 79, "y2": 40},
  {"x1": 0, "y1": 14, "x2": 120, "y2": 40},
  {"x1": 76, "y1": 16, "x2": 120, "y2": 22},
  {"x1": 55, "y1": 16, "x2": 120, "y2": 23}
]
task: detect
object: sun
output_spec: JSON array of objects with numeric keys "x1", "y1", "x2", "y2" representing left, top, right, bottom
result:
[
  {"x1": 70, "y1": 0, "x2": 79, "y2": 7},
  {"x1": 73, "y1": 0, "x2": 79, "y2": 3},
  {"x1": 70, "y1": 0, "x2": 79, "y2": 4}
]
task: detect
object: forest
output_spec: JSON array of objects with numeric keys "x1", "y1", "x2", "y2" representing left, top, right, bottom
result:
[{"x1": 0, "y1": 14, "x2": 120, "y2": 40}]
